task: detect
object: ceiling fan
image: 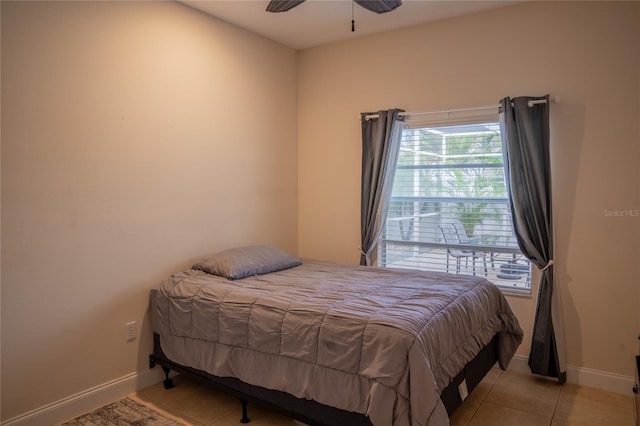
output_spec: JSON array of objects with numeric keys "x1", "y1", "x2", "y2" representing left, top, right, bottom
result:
[{"x1": 266, "y1": 0, "x2": 402, "y2": 14}]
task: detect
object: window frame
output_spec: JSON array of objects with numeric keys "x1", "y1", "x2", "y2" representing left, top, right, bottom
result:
[{"x1": 377, "y1": 110, "x2": 532, "y2": 294}]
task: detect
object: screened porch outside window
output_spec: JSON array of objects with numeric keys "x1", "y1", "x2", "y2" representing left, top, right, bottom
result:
[{"x1": 378, "y1": 121, "x2": 532, "y2": 292}]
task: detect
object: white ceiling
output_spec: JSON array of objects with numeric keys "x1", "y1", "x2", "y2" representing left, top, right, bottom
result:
[{"x1": 179, "y1": 0, "x2": 522, "y2": 50}]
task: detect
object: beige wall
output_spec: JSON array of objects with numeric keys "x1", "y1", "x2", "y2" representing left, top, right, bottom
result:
[
  {"x1": 1, "y1": 1, "x2": 298, "y2": 420},
  {"x1": 298, "y1": 0, "x2": 639, "y2": 379}
]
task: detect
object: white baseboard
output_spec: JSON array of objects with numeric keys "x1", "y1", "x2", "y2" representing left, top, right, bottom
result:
[
  {"x1": 1, "y1": 368, "x2": 166, "y2": 426},
  {"x1": 509, "y1": 355, "x2": 635, "y2": 396}
]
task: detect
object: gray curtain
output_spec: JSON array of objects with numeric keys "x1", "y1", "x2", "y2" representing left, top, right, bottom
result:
[
  {"x1": 360, "y1": 109, "x2": 405, "y2": 266},
  {"x1": 499, "y1": 95, "x2": 566, "y2": 383}
]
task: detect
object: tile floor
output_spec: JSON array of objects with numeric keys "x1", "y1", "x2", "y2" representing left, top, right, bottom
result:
[{"x1": 134, "y1": 367, "x2": 636, "y2": 426}]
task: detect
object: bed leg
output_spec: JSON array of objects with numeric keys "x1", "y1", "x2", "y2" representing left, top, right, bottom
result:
[
  {"x1": 240, "y1": 399, "x2": 250, "y2": 423},
  {"x1": 161, "y1": 366, "x2": 174, "y2": 389}
]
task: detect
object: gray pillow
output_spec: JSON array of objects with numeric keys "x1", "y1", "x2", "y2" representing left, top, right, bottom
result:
[{"x1": 192, "y1": 245, "x2": 302, "y2": 280}]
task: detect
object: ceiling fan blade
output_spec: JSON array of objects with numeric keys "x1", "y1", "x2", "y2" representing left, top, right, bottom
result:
[
  {"x1": 354, "y1": 0, "x2": 402, "y2": 14},
  {"x1": 266, "y1": 0, "x2": 306, "y2": 13}
]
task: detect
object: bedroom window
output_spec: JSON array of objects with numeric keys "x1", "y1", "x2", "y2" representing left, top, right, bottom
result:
[{"x1": 378, "y1": 120, "x2": 532, "y2": 292}]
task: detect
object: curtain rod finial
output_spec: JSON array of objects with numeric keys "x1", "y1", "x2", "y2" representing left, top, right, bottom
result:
[{"x1": 527, "y1": 95, "x2": 559, "y2": 108}]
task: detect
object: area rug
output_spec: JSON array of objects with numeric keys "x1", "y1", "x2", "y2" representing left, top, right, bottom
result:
[{"x1": 60, "y1": 397, "x2": 187, "y2": 426}]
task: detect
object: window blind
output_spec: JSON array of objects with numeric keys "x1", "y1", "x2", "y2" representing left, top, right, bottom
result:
[{"x1": 379, "y1": 122, "x2": 532, "y2": 291}]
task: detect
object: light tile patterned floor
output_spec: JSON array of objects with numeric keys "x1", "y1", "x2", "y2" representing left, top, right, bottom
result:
[{"x1": 134, "y1": 368, "x2": 636, "y2": 426}]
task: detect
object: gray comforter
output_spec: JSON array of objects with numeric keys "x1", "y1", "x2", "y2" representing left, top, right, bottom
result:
[{"x1": 151, "y1": 260, "x2": 522, "y2": 426}]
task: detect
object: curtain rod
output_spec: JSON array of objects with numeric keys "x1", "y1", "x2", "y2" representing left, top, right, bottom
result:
[
  {"x1": 362, "y1": 96, "x2": 558, "y2": 121},
  {"x1": 363, "y1": 105, "x2": 495, "y2": 121}
]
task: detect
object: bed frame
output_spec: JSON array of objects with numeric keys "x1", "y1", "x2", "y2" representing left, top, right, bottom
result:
[{"x1": 149, "y1": 332, "x2": 499, "y2": 425}]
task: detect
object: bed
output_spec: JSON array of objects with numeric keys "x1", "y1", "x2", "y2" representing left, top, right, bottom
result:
[{"x1": 149, "y1": 246, "x2": 523, "y2": 426}]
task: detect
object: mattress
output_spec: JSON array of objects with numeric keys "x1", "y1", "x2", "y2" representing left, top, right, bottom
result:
[{"x1": 150, "y1": 259, "x2": 522, "y2": 426}]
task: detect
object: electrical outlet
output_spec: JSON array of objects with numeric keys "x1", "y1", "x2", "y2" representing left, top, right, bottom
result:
[{"x1": 126, "y1": 321, "x2": 136, "y2": 342}]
